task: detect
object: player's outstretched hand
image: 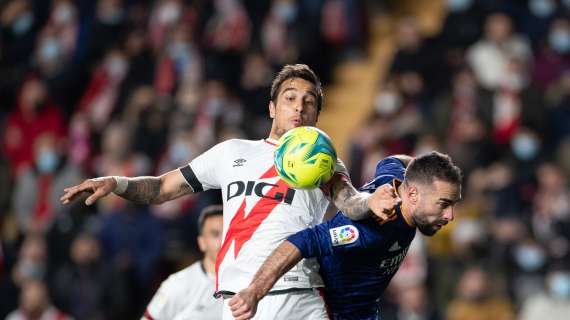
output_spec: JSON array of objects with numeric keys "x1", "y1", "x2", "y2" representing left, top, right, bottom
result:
[
  {"x1": 228, "y1": 287, "x2": 260, "y2": 320},
  {"x1": 60, "y1": 177, "x2": 117, "y2": 206},
  {"x1": 368, "y1": 184, "x2": 401, "y2": 222}
]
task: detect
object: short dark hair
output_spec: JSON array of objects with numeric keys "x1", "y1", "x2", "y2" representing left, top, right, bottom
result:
[
  {"x1": 198, "y1": 205, "x2": 223, "y2": 234},
  {"x1": 270, "y1": 64, "x2": 323, "y2": 112},
  {"x1": 405, "y1": 151, "x2": 462, "y2": 186}
]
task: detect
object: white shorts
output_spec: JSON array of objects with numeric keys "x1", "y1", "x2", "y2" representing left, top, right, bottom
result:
[{"x1": 222, "y1": 289, "x2": 329, "y2": 320}]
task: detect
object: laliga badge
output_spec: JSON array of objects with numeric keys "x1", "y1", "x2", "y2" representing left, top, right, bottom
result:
[{"x1": 330, "y1": 225, "x2": 359, "y2": 246}]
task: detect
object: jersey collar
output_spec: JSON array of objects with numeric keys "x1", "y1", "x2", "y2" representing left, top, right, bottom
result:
[{"x1": 264, "y1": 138, "x2": 278, "y2": 146}]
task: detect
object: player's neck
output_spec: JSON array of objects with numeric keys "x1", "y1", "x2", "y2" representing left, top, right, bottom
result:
[
  {"x1": 202, "y1": 257, "x2": 216, "y2": 276},
  {"x1": 397, "y1": 183, "x2": 415, "y2": 228}
]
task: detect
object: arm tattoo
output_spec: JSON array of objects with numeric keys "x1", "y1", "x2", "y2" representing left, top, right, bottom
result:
[
  {"x1": 120, "y1": 176, "x2": 162, "y2": 204},
  {"x1": 332, "y1": 181, "x2": 371, "y2": 220}
]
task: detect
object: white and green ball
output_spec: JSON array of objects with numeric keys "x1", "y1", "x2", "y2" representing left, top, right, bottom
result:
[{"x1": 274, "y1": 126, "x2": 337, "y2": 189}]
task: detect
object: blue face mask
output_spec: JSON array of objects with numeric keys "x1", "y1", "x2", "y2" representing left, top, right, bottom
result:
[
  {"x1": 447, "y1": 0, "x2": 473, "y2": 12},
  {"x1": 37, "y1": 150, "x2": 58, "y2": 174},
  {"x1": 549, "y1": 30, "x2": 570, "y2": 54},
  {"x1": 514, "y1": 245, "x2": 546, "y2": 271},
  {"x1": 273, "y1": 3, "x2": 298, "y2": 23},
  {"x1": 12, "y1": 12, "x2": 33, "y2": 35},
  {"x1": 512, "y1": 134, "x2": 539, "y2": 161},
  {"x1": 39, "y1": 38, "x2": 61, "y2": 62},
  {"x1": 549, "y1": 273, "x2": 570, "y2": 299},
  {"x1": 529, "y1": 0, "x2": 556, "y2": 18}
]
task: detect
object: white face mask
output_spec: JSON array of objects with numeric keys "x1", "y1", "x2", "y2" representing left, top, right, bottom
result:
[
  {"x1": 374, "y1": 92, "x2": 401, "y2": 115},
  {"x1": 106, "y1": 56, "x2": 128, "y2": 79},
  {"x1": 158, "y1": 2, "x2": 180, "y2": 24}
]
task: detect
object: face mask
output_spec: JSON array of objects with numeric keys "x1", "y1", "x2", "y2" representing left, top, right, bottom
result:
[
  {"x1": 206, "y1": 98, "x2": 224, "y2": 116},
  {"x1": 106, "y1": 56, "x2": 128, "y2": 79},
  {"x1": 511, "y1": 133, "x2": 539, "y2": 161},
  {"x1": 99, "y1": 8, "x2": 123, "y2": 25},
  {"x1": 374, "y1": 92, "x2": 401, "y2": 115},
  {"x1": 514, "y1": 245, "x2": 546, "y2": 271},
  {"x1": 169, "y1": 142, "x2": 192, "y2": 164},
  {"x1": 529, "y1": 0, "x2": 556, "y2": 18},
  {"x1": 12, "y1": 12, "x2": 34, "y2": 35},
  {"x1": 169, "y1": 42, "x2": 190, "y2": 61},
  {"x1": 549, "y1": 29, "x2": 570, "y2": 54},
  {"x1": 447, "y1": 0, "x2": 473, "y2": 12},
  {"x1": 273, "y1": 3, "x2": 298, "y2": 23},
  {"x1": 39, "y1": 38, "x2": 61, "y2": 62},
  {"x1": 18, "y1": 259, "x2": 45, "y2": 280},
  {"x1": 37, "y1": 149, "x2": 58, "y2": 174},
  {"x1": 549, "y1": 272, "x2": 570, "y2": 299},
  {"x1": 158, "y1": 3, "x2": 180, "y2": 24},
  {"x1": 53, "y1": 3, "x2": 74, "y2": 25}
]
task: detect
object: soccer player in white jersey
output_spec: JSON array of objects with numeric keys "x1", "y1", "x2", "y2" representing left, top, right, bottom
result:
[
  {"x1": 143, "y1": 205, "x2": 224, "y2": 320},
  {"x1": 61, "y1": 64, "x2": 398, "y2": 319}
]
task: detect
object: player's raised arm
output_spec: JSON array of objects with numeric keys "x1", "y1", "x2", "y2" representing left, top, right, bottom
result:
[
  {"x1": 229, "y1": 241, "x2": 302, "y2": 320},
  {"x1": 60, "y1": 167, "x2": 193, "y2": 206}
]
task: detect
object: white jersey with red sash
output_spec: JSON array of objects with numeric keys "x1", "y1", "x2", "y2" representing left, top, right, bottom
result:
[{"x1": 180, "y1": 138, "x2": 348, "y2": 295}]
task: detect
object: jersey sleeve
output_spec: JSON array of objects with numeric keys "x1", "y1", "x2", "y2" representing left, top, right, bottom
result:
[
  {"x1": 287, "y1": 213, "x2": 367, "y2": 258},
  {"x1": 144, "y1": 275, "x2": 184, "y2": 320},
  {"x1": 374, "y1": 156, "x2": 406, "y2": 180},
  {"x1": 360, "y1": 156, "x2": 406, "y2": 193},
  {"x1": 180, "y1": 140, "x2": 230, "y2": 192}
]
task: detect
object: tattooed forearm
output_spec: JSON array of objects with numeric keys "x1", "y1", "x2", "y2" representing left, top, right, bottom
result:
[
  {"x1": 332, "y1": 181, "x2": 371, "y2": 220},
  {"x1": 120, "y1": 176, "x2": 163, "y2": 204}
]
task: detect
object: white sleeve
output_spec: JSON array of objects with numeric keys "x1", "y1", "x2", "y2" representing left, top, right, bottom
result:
[
  {"x1": 144, "y1": 276, "x2": 184, "y2": 320},
  {"x1": 180, "y1": 140, "x2": 231, "y2": 192}
]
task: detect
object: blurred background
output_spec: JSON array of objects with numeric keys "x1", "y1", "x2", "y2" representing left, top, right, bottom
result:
[{"x1": 0, "y1": 0, "x2": 568, "y2": 319}]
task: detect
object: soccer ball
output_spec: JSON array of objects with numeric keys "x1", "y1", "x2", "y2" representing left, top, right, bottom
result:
[{"x1": 274, "y1": 126, "x2": 337, "y2": 189}]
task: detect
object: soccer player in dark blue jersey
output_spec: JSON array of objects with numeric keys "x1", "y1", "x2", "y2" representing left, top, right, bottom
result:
[{"x1": 229, "y1": 151, "x2": 462, "y2": 320}]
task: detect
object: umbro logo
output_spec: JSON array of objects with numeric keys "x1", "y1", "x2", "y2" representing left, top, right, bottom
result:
[
  {"x1": 389, "y1": 241, "x2": 401, "y2": 252},
  {"x1": 233, "y1": 158, "x2": 247, "y2": 167}
]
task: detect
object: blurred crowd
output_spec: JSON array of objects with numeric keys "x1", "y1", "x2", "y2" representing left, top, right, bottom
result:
[
  {"x1": 347, "y1": 0, "x2": 569, "y2": 320},
  {"x1": 0, "y1": 0, "x2": 367, "y2": 318},
  {"x1": 0, "y1": 0, "x2": 568, "y2": 319}
]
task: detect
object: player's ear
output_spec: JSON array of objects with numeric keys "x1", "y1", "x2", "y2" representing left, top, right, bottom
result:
[
  {"x1": 197, "y1": 234, "x2": 206, "y2": 252},
  {"x1": 407, "y1": 184, "x2": 419, "y2": 204},
  {"x1": 269, "y1": 101, "x2": 276, "y2": 119}
]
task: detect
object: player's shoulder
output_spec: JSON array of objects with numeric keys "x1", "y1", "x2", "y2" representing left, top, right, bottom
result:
[
  {"x1": 215, "y1": 138, "x2": 269, "y2": 151},
  {"x1": 161, "y1": 262, "x2": 204, "y2": 289}
]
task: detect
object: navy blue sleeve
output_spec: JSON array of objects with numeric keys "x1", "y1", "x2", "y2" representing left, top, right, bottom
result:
[
  {"x1": 360, "y1": 157, "x2": 406, "y2": 193},
  {"x1": 287, "y1": 213, "x2": 368, "y2": 258}
]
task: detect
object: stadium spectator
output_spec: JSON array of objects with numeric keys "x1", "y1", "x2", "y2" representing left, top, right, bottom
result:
[
  {"x1": 51, "y1": 231, "x2": 128, "y2": 319},
  {"x1": 13, "y1": 133, "x2": 82, "y2": 233},
  {"x1": 6, "y1": 279, "x2": 72, "y2": 320},
  {"x1": 446, "y1": 266, "x2": 514, "y2": 320}
]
